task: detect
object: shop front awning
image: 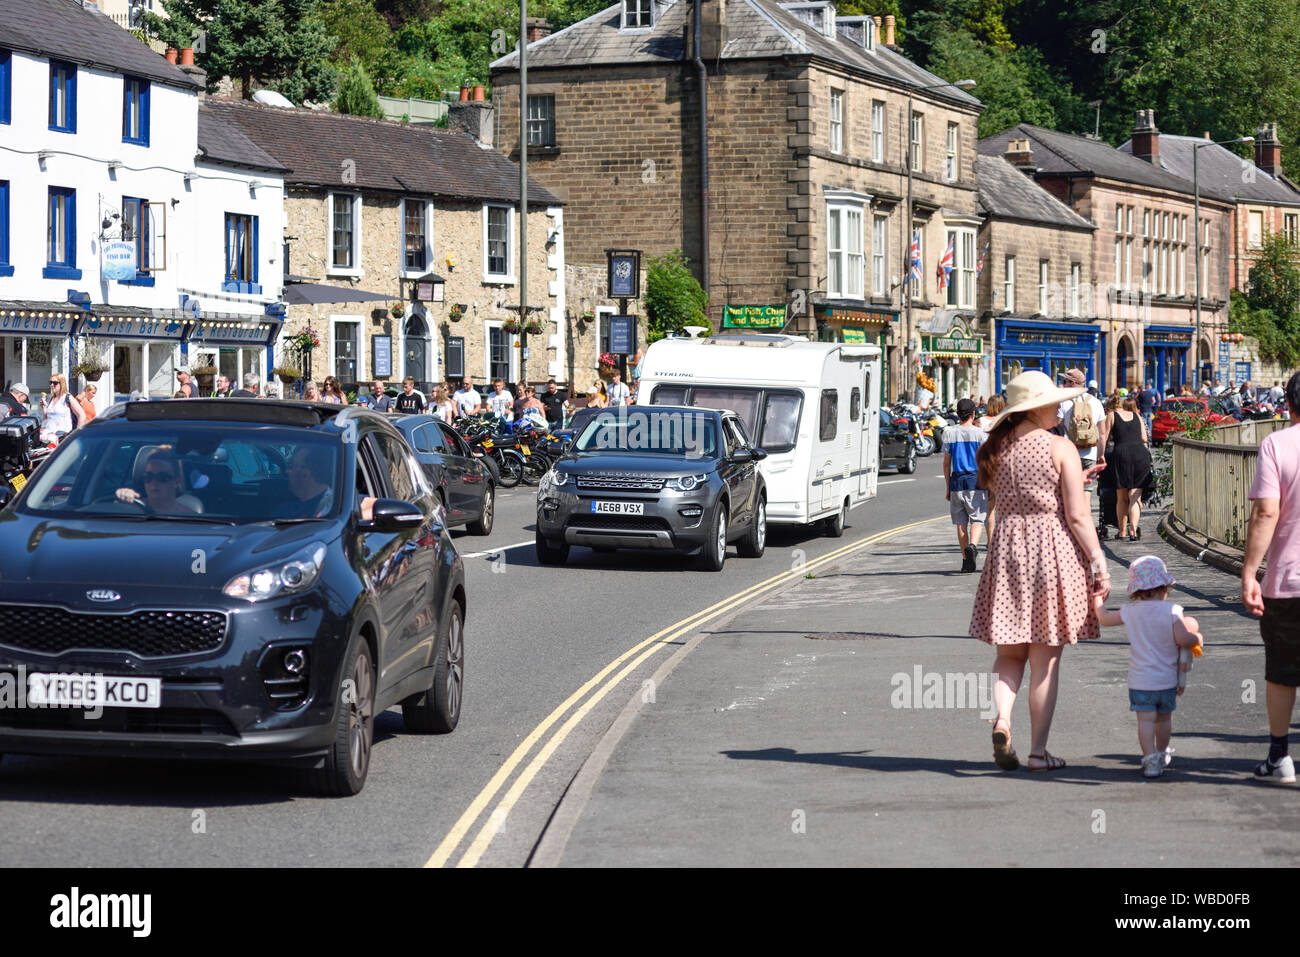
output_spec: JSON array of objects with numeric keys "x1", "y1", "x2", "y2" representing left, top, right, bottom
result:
[
  {"x1": 283, "y1": 281, "x2": 391, "y2": 306},
  {"x1": 0, "y1": 301, "x2": 82, "y2": 337}
]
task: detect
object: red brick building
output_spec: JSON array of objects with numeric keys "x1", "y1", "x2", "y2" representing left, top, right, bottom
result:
[{"x1": 491, "y1": 0, "x2": 983, "y2": 400}]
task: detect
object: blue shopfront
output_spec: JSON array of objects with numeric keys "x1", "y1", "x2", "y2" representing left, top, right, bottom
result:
[
  {"x1": 995, "y1": 319, "x2": 1104, "y2": 393},
  {"x1": 1142, "y1": 326, "x2": 1191, "y2": 396}
]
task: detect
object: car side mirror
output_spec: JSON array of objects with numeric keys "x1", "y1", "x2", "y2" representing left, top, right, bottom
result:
[
  {"x1": 730, "y1": 449, "x2": 754, "y2": 464},
  {"x1": 0, "y1": 486, "x2": 11, "y2": 509},
  {"x1": 360, "y1": 498, "x2": 425, "y2": 532},
  {"x1": 750, "y1": 447, "x2": 768, "y2": 461}
]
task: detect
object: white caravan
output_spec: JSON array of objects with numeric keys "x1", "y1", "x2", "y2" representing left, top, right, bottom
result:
[{"x1": 637, "y1": 334, "x2": 882, "y2": 533}]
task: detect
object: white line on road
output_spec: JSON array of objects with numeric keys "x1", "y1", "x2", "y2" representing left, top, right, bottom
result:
[
  {"x1": 877, "y1": 478, "x2": 916, "y2": 485},
  {"x1": 461, "y1": 540, "x2": 535, "y2": 559}
]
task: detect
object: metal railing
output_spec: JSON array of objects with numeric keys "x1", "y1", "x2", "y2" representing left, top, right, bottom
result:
[{"x1": 1170, "y1": 418, "x2": 1290, "y2": 548}]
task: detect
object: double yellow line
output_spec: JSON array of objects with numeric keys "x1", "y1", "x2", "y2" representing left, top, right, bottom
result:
[{"x1": 425, "y1": 515, "x2": 943, "y2": 868}]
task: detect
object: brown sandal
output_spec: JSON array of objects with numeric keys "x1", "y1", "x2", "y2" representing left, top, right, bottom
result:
[
  {"x1": 1027, "y1": 751, "x2": 1066, "y2": 772},
  {"x1": 992, "y1": 723, "x2": 1019, "y2": 771}
]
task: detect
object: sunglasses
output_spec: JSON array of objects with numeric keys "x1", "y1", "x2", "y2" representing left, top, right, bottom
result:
[{"x1": 144, "y1": 471, "x2": 177, "y2": 483}]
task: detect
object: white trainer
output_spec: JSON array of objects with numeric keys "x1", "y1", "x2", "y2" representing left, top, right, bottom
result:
[
  {"x1": 1255, "y1": 755, "x2": 1297, "y2": 784},
  {"x1": 1142, "y1": 752, "x2": 1165, "y2": 778}
]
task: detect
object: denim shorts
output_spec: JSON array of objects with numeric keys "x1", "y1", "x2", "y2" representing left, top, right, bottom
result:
[{"x1": 1129, "y1": 687, "x2": 1177, "y2": 714}]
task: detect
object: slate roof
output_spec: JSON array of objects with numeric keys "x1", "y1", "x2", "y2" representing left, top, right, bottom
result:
[
  {"x1": 493, "y1": 0, "x2": 980, "y2": 109},
  {"x1": 197, "y1": 107, "x2": 287, "y2": 173},
  {"x1": 202, "y1": 98, "x2": 561, "y2": 205},
  {"x1": 0, "y1": 0, "x2": 201, "y2": 90},
  {"x1": 979, "y1": 124, "x2": 1196, "y2": 194},
  {"x1": 976, "y1": 155, "x2": 1094, "y2": 230},
  {"x1": 1117, "y1": 134, "x2": 1300, "y2": 206}
]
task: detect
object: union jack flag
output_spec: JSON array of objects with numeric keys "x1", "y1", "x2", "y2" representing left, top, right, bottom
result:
[
  {"x1": 906, "y1": 232, "x2": 922, "y2": 287},
  {"x1": 937, "y1": 235, "x2": 955, "y2": 291},
  {"x1": 976, "y1": 241, "x2": 990, "y2": 278}
]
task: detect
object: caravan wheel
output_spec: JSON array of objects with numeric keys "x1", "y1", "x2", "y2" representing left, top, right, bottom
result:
[{"x1": 824, "y1": 500, "x2": 848, "y2": 538}]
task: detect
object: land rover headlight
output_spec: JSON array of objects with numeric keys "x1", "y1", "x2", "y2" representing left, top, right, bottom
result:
[{"x1": 664, "y1": 473, "x2": 707, "y2": 492}]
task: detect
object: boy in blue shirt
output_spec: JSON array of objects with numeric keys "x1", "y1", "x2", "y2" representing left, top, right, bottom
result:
[{"x1": 943, "y1": 398, "x2": 988, "y2": 573}]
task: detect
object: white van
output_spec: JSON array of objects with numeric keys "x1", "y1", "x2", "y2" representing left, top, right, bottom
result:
[{"x1": 637, "y1": 334, "x2": 882, "y2": 534}]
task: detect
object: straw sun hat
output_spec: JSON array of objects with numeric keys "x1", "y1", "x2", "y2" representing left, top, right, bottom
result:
[{"x1": 983, "y1": 370, "x2": 1084, "y2": 431}]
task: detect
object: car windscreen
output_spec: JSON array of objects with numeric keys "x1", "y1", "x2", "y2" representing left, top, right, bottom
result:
[
  {"x1": 574, "y1": 409, "x2": 717, "y2": 457},
  {"x1": 18, "y1": 426, "x2": 343, "y2": 523},
  {"x1": 651, "y1": 385, "x2": 802, "y2": 454},
  {"x1": 1161, "y1": 400, "x2": 1203, "y2": 414}
]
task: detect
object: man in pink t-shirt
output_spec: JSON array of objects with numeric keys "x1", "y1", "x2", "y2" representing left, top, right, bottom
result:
[{"x1": 1243, "y1": 371, "x2": 1300, "y2": 783}]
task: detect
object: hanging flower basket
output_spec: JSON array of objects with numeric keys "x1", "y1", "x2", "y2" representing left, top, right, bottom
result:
[
  {"x1": 72, "y1": 361, "x2": 107, "y2": 382},
  {"x1": 449, "y1": 303, "x2": 466, "y2": 322},
  {"x1": 524, "y1": 321, "x2": 545, "y2": 335},
  {"x1": 502, "y1": 319, "x2": 522, "y2": 334},
  {"x1": 579, "y1": 310, "x2": 596, "y2": 324},
  {"x1": 291, "y1": 328, "x2": 321, "y2": 352},
  {"x1": 273, "y1": 366, "x2": 301, "y2": 384},
  {"x1": 390, "y1": 302, "x2": 405, "y2": 319}
]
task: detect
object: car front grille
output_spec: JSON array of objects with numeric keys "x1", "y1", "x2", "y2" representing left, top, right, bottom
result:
[
  {"x1": 0, "y1": 605, "x2": 228, "y2": 658},
  {"x1": 566, "y1": 515, "x2": 673, "y2": 532},
  {"x1": 0, "y1": 705, "x2": 238, "y2": 736},
  {"x1": 575, "y1": 476, "x2": 665, "y2": 492}
]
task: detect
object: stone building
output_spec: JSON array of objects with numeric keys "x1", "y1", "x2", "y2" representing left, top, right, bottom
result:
[
  {"x1": 204, "y1": 97, "x2": 564, "y2": 396},
  {"x1": 490, "y1": 0, "x2": 983, "y2": 401},
  {"x1": 974, "y1": 153, "x2": 1096, "y2": 394},
  {"x1": 1119, "y1": 121, "x2": 1300, "y2": 388},
  {"x1": 981, "y1": 116, "x2": 1235, "y2": 396}
]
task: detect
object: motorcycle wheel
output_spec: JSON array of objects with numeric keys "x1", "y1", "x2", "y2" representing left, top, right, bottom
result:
[
  {"x1": 915, "y1": 434, "x2": 935, "y2": 456},
  {"x1": 495, "y1": 450, "x2": 524, "y2": 488},
  {"x1": 520, "y1": 450, "x2": 551, "y2": 486}
]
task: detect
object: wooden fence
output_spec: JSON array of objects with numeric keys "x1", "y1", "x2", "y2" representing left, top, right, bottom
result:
[{"x1": 1170, "y1": 419, "x2": 1289, "y2": 548}]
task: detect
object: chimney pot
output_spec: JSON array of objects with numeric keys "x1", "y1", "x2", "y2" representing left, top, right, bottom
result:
[
  {"x1": 1131, "y1": 108, "x2": 1159, "y2": 164},
  {"x1": 884, "y1": 14, "x2": 896, "y2": 46},
  {"x1": 1005, "y1": 137, "x2": 1035, "y2": 170},
  {"x1": 525, "y1": 17, "x2": 552, "y2": 43},
  {"x1": 1255, "y1": 121, "x2": 1283, "y2": 178},
  {"x1": 871, "y1": 15, "x2": 882, "y2": 45}
]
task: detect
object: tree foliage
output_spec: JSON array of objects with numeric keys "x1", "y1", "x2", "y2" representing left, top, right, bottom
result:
[
  {"x1": 334, "y1": 59, "x2": 385, "y2": 117},
  {"x1": 147, "y1": 0, "x2": 338, "y2": 103},
  {"x1": 645, "y1": 251, "x2": 708, "y2": 343},
  {"x1": 1230, "y1": 232, "x2": 1300, "y2": 367}
]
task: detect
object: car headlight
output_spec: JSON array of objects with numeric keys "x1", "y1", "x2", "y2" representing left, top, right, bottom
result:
[
  {"x1": 224, "y1": 543, "x2": 328, "y2": 602},
  {"x1": 664, "y1": 473, "x2": 707, "y2": 492},
  {"x1": 551, "y1": 469, "x2": 569, "y2": 486}
]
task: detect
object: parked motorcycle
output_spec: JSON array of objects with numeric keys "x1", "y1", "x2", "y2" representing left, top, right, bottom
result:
[{"x1": 0, "y1": 415, "x2": 43, "y2": 499}]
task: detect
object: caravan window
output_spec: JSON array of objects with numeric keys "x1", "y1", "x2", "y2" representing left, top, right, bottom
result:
[
  {"x1": 650, "y1": 384, "x2": 688, "y2": 406},
  {"x1": 688, "y1": 387, "x2": 762, "y2": 437},
  {"x1": 759, "y1": 393, "x2": 801, "y2": 453},
  {"x1": 819, "y1": 389, "x2": 838, "y2": 441},
  {"x1": 850, "y1": 387, "x2": 861, "y2": 422}
]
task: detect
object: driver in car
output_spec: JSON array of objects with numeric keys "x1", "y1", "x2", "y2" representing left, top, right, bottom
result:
[
  {"x1": 114, "y1": 449, "x2": 198, "y2": 514},
  {"x1": 279, "y1": 446, "x2": 335, "y2": 518}
]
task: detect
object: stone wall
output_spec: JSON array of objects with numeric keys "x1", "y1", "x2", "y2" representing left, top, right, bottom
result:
[{"x1": 280, "y1": 189, "x2": 560, "y2": 390}]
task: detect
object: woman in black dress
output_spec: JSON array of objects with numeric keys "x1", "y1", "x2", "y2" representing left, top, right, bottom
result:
[{"x1": 1097, "y1": 395, "x2": 1151, "y2": 541}]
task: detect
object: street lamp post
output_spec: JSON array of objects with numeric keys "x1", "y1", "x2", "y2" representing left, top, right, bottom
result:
[
  {"x1": 903, "y1": 78, "x2": 974, "y2": 401},
  {"x1": 1193, "y1": 135, "x2": 1252, "y2": 387}
]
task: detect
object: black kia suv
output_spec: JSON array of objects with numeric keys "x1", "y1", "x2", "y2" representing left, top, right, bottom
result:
[{"x1": 0, "y1": 399, "x2": 466, "y2": 796}]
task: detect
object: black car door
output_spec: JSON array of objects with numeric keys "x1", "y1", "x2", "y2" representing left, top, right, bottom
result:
[
  {"x1": 354, "y1": 436, "x2": 409, "y2": 689},
  {"x1": 436, "y1": 421, "x2": 488, "y2": 516},
  {"x1": 406, "y1": 422, "x2": 451, "y2": 517},
  {"x1": 420, "y1": 422, "x2": 473, "y2": 521},
  {"x1": 366, "y1": 432, "x2": 438, "y2": 692}
]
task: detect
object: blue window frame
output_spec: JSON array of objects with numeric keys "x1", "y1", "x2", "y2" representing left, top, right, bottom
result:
[
  {"x1": 49, "y1": 60, "x2": 76, "y2": 133},
  {"x1": 119, "y1": 196, "x2": 153, "y2": 286},
  {"x1": 224, "y1": 212, "x2": 260, "y2": 294},
  {"x1": 122, "y1": 76, "x2": 150, "y2": 146},
  {"x1": 0, "y1": 49, "x2": 12, "y2": 125},
  {"x1": 45, "y1": 187, "x2": 80, "y2": 279},
  {"x1": 0, "y1": 180, "x2": 11, "y2": 277}
]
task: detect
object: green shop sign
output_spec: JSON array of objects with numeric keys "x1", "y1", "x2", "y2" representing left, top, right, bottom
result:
[
  {"x1": 723, "y1": 304, "x2": 787, "y2": 329},
  {"x1": 922, "y1": 333, "x2": 982, "y2": 356}
]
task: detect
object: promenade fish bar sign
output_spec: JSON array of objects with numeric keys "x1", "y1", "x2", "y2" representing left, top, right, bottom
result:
[{"x1": 723, "y1": 304, "x2": 786, "y2": 329}]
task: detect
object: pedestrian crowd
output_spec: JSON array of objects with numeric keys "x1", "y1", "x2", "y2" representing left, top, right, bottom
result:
[{"x1": 961, "y1": 367, "x2": 1300, "y2": 783}]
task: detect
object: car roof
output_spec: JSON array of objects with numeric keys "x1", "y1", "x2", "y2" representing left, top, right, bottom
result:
[{"x1": 95, "y1": 398, "x2": 398, "y2": 434}]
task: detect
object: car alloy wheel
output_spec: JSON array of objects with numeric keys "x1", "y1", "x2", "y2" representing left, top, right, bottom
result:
[
  {"x1": 700, "y1": 508, "x2": 727, "y2": 571},
  {"x1": 469, "y1": 484, "x2": 494, "y2": 535},
  {"x1": 739, "y1": 496, "x2": 766, "y2": 557},
  {"x1": 439, "y1": 603, "x2": 464, "y2": 728},
  {"x1": 347, "y1": 649, "x2": 374, "y2": 781}
]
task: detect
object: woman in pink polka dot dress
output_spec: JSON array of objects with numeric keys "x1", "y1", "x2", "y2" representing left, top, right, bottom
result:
[{"x1": 971, "y1": 371, "x2": 1111, "y2": 772}]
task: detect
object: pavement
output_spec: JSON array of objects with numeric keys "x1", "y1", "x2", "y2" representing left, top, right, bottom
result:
[{"x1": 547, "y1": 503, "x2": 1298, "y2": 867}]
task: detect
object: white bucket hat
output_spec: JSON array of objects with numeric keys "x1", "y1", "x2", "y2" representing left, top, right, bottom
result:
[{"x1": 984, "y1": 370, "x2": 1084, "y2": 431}]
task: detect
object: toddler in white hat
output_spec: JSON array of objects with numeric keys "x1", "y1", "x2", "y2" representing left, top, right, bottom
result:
[{"x1": 1093, "y1": 556, "x2": 1204, "y2": 777}]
